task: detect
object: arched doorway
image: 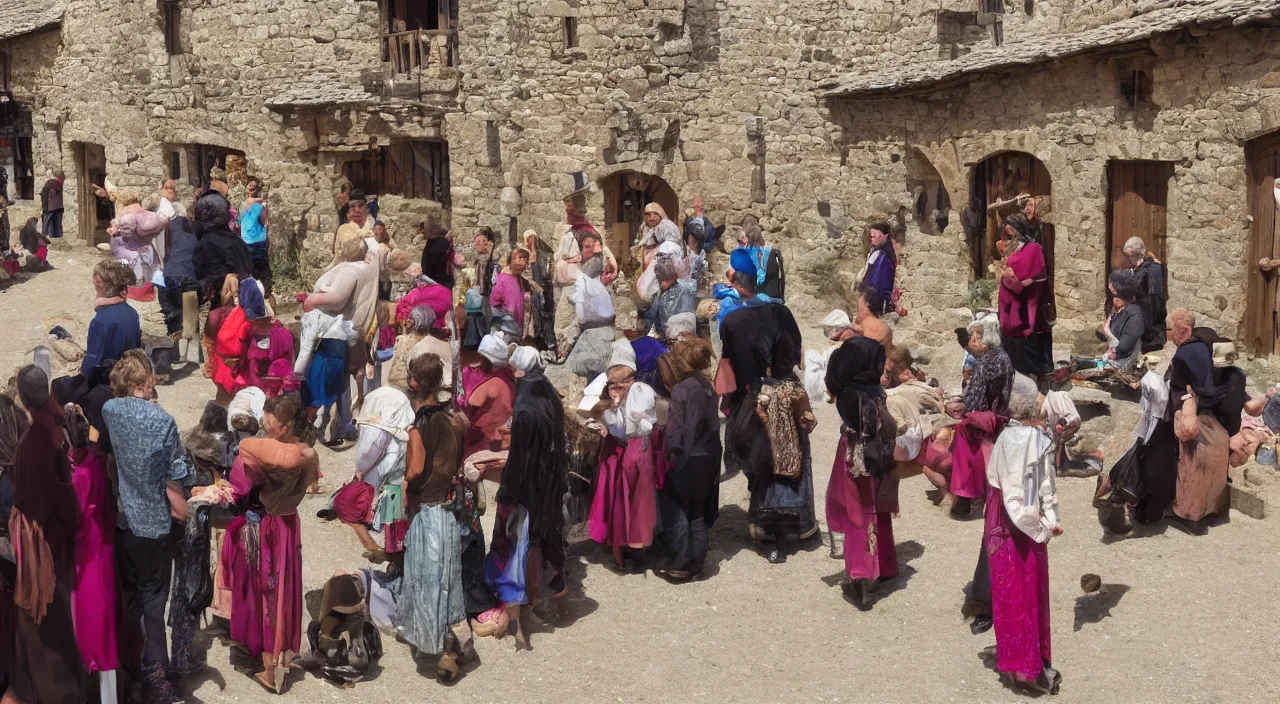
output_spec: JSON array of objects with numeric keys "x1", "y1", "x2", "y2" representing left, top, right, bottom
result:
[
  {"x1": 1246, "y1": 131, "x2": 1280, "y2": 356},
  {"x1": 968, "y1": 151, "x2": 1056, "y2": 317},
  {"x1": 599, "y1": 170, "x2": 679, "y2": 276}
]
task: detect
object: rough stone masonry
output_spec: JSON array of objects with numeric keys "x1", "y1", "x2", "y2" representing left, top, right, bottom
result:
[{"x1": 4, "y1": 0, "x2": 1280, "y2": 358}]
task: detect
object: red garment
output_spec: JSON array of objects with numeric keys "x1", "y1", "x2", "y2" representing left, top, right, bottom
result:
[
  {"x1": 211, "y1": 306, "x2": 251, "y2": 397},
  {"x1": 463, "y1": 375, "x2": 514, "y2": 458},
  {"x1": 588, "y1": 429, "x2": 664, "y2": 565},
  {"x1": 331, "y1": 480, "x2": 375, "y2": 525},
  {"x1": 998, "y1": 242, "x2": 1046, "y2": 337},
  {"x1": 241, "y1": 322, "x2": 296, "y2": 397},
  {"x1": 951, "y1": 411, "x2": 1005, "y2": 500}
]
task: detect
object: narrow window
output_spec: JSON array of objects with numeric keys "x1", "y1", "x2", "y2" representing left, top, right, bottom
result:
[
  {"x1": 169, "y1": 151, "x2": 182, "y2": 181},
  {"x1": 563, "y1": 17, "x2": 578, "y2": 49},
  {"x1": 162, "y1": 0, "x2": 183, "y2": 56}
]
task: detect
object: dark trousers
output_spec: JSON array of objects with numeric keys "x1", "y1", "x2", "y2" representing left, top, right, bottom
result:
[
  {"x1": 158, "y1": 275, "x2": 198, "y2": 336},
  {"x1": 970, "y1": 543, "x2": 991, "y2": 615},
  {"x1": 657, "y1": 454, "x2": 719, "y2": 575},
  {"x1": 43, "y1": 209, "x2": 63, "y2": 238},
  {"x1": 116, "y1": 529, "x2": 175, "y2": 688},
  {"x1": 246, "y1": 241, "x2": 272, "y2": 296}
]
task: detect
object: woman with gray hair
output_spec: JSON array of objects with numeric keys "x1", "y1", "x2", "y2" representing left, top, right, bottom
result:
[
  {"x1": 949, "y1": 315, "x2": 1014, "y2": 518},
  {"x1": 1120, "y1": 236, "x2": 1168, "y2": 351},
  {"x1": 387, "y1": 305, "x2": 453, "y2": 394},
  {"x1": 982, "y1": 373, "x2": 1062, "y2": 694}
]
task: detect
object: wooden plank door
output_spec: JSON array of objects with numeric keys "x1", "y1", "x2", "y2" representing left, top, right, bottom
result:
[
  {"x1": 1246, "y1": 134, "x2": 1280, "y2": 356},
  {"x1": 981, "y1": 152, "x2": 1055, "y2": 294},
  {"x1": 1107, "y1": 161, "x2": 1172, "y2": 270}
]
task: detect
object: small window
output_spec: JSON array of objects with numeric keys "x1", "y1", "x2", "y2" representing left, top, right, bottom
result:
[
  {"x1": 342, "y1": 141, "x2": 451, "y2": 205},
  {"x1": 485, "y1": 121, "x2": 501, "y2": 167},
  {"x1": 981, "y1": 0, "x2": 1003, "y2": 13},
  {"x1": 169, "y1": 151, "x2": 182, "y2": 181},
  {"x1": 162, "y1": 0, "x2": 182, "y2": 56},
  {"x1": 563, "y1": 17, "x2": 578, "y2": 49},
  {"x1": 1120, "y1": 68, "x2": 1153, "y2": 107},
  {"x1": 1024, "y1": 0, "x2": 1034, "y2": 14},
  {"x1": 184, "y1": 143, "x2": 245, "y2": 188}
]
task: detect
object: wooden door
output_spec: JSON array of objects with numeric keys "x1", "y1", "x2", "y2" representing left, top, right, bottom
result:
[
  {"x1": 979, "y1": 152, "x2": 1054, "y2": 275},
  {"x1": 1107, "y1": 161, "x2": 1172, "y2": 273},
  {"x1": 1246, "y1": 133, "x2": 1280, "y2": 356}
]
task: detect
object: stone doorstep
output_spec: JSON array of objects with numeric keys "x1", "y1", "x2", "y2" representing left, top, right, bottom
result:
[{"x1": 1229, "y1": 464, "x2": 1277, "y2": 520}]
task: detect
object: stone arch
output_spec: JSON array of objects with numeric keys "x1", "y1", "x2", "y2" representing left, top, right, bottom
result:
[
  {"x1": 904, "y1": 147, "x2": 953, "y2": 236},
  {"x1": 967, "y1": 150, "x2": 1055, "y2": 285},
  {"x1": 599, "y1": 169, "x2": 679, "y2": 275}
]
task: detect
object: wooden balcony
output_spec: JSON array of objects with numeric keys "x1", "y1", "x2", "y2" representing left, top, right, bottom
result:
[{"x1": 381, "y1": 29, "x2": 456, "y2": 74}]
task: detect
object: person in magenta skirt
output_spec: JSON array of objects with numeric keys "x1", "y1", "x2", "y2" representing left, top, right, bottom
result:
[
  {"x1": 948, "y1": 316, "x2": 1013, "y2": 518},
  {"x1": 220, "y1": 394, "x2": 318, "y2": 693},
  {"x1": 997, "y1": 212, "x2": 1053, "y2": 379},
  {"x1": 824, "y1": 335, "x2": 898, "y2": 608},
  {"x1": 983, "y1": 374, "x2": 1063, "y2": 694}
]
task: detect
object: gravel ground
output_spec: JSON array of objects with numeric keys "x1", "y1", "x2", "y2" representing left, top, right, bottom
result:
[{"x1": 3, "y1": 248, "x2": 1278, "y2": 703}]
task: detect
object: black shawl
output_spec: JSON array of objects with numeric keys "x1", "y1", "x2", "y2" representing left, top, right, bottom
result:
[
  {"x1": 499, "y1": 371, "x2": 566, "y2": 540},
  {"x1": 824, "y1": 336, "x2": 887, "y2": 433}
]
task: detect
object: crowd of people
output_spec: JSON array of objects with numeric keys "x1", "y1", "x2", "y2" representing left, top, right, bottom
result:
[{"x1": 0, "y1": 177, "x2": 1268, "y2": 703}]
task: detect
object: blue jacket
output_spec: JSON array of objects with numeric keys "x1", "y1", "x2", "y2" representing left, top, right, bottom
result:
[{"x1": 82, "y1": 301, "x2": 142, "y2": 376}]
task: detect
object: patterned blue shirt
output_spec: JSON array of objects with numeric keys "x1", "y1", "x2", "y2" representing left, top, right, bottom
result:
[{"x1": 102, "y1": 397, "x2": 190, "y2": 539}]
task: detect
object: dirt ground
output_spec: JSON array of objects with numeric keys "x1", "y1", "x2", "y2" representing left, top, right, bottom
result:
[{"x1": 4, "y1": 248, "x2": 1278, "y2": 703}]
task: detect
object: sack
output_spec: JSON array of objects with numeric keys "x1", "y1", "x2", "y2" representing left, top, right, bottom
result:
[
  {"x1": 725, "y1": 389, "x2": 766, "y2": 467},
  {"x1": 186, "y1": 505, "x2": 215, "y2": 615},
  {"x1": 1109, "y1": 438, "x2": 1145, "y2": 505},
  {"x1": 573, "y1": 275, "x2": 615, "y2": 326},
  {"x1": 841, "y1": 393, "x2": 896, "y2": 480},
  {"x1": 712, "y1": 357, "x2": 737, "y2": 397}
]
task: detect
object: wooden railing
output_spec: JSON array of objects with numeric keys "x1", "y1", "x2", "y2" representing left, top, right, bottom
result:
[{"x1": 381, "y1": 29, "x2": 456, "y2": 74}]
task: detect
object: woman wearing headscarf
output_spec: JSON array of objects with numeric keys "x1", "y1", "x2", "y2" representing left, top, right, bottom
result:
[
  {"x1": 824, "y1": 336, "x2": 898, "y2": 608},
  {"x1": 984, "y1": 374, "x2": 1062, "y2": 695},
  {"x1": 388, "y1": 305, "x2": 453, "y2": 393},
  {"x1": 109, "y1": 199, "x2": 169, "y2": 301},
  {"x1": 1102, "y1": 270, "x2": 1146, "y2": 371},
  {"x1": 4, "y1": 367, "x2": 85, "y2": 704},
  {"x1": 482, "y1": 347, "x2": 567, "y2": 648},
  {"x1": 17, "y1": 217, "x2": 50, "y2": 272},
  {"x1": 997, "y1": 213, "x2": 1053, "y2": 379},
  {"x1": 64, "y1": 377, "x2": 120, "y2": 702},
  {"x1": 219, "y1": 394, "x2": 318, "y2": 693},
  {"x1": 399, "y1": 353, "x2": 470, "y2": 680},
  {"x1": 654, "y1": 332, "x2": 720, "y2": 580},
  {"x1": 1165, "y1": 309, "x2": 1231, "y2": 532},
  {"x1": 327, "y1": 387, "x2": 416, "y2": 565},
  {"x1": 588, "y1": 340, "x2": 664, "y2": 571},
  {"x1": 394, "y1": 274, "x2": 453, "y2": 332},
  {"x1": 950, "y1": 316, "x2": 1014, "y2": 518},
  {"x1": 461, "y1": 335, "x2": 516, "y2": 458},
  {"x1": 192, "y1": 191, "x2": 253, "y2": 308},
  {"x1": 210, "y1": 278, "x2": 295, "y2": 402},
  {"x1": 638, "y1": 202, "x2": 683, "y2": 271}
]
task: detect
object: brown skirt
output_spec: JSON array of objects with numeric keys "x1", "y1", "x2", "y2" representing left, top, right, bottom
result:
[{"x1": 1172, "y1": 412, "x2": 1230, "y2": 522}]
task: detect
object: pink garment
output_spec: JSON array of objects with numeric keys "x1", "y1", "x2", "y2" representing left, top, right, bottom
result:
[
  {"x1": 70, "y1": 445, "x2": 118, "y2": 672},
  {"x1": 394, "y1": 283, "x2": 451, "y2": 329},
  {"x1": 242, "y1": 322, "x2": 296, "y2": 397},
  {"x1": 588, "y1": 429, "x2": 663, "y2": 565},
  {"x1": 219, "y1": 513, "x2": 303, "y2": 660},
  {"x1": 998, "y1": 241, "x2": 1047, "y2": 337},
  {"x1": 826, "y1": 436, "x2": 897, "y2": 581},
  {"x1": 489, "y1": 272, "x2": 526, "y2": 329},
  {"x1": 461, "y1": 365, "x2": 514, "y2": 402},
  {"x1": 984, "y1": 483, "x2": 1051, "y2": 680},
  {"x1": 952, "y1": 412, "x2": 1004, "y2": 500},
  {"x1": 463, "y1": 375, "x2": 515, "y2": 458}
]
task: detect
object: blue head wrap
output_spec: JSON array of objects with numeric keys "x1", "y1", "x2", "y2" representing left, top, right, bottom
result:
[
  {"x1": 729, "y1": 247, "x2": 757, "y2": 278},
  {"x1": 238, "y1": 277, "x2": 267, "y2": 320}
]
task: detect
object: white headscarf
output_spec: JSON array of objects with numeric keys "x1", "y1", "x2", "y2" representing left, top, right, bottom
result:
[
  {"x1": 227, "y1": 387, "x2": 266, "y2": 432},
  {"x1": 603, "y1": 381, "x2": 657, "y2": 439},
  {"x1": 510, "y1": 346, "x2": 541, "y2": 375},
  {"x1": 355, "y1": 387, "x2": 416, "y2": 442},
  {"x1": 665, "y1": 312, "x2": 696, "y2": 340},
  {"x1": 478, "y1": 334, "x2": 512, "y2": 368},
  {"x1": 608, "y1": 339, "x2": 637, "y2": 371}
]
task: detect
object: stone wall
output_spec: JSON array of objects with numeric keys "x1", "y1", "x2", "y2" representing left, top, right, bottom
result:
[{"x1": 827, "y1": 23, "x2": 1280, "y2": 350}]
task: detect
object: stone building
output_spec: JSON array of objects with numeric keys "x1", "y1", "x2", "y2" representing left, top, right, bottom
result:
[{"x1": 2, "y1": 0, "x2": 1280, "y2": 356}]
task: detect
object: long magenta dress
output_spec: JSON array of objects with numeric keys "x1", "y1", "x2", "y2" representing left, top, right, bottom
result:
[
  {"x1": 70, "y1": 444, "x2": 118, "y2": 673},
  {"x1": 984, "y1": 484, "x2": 1051, "y2": 679},
  {"x1": 826, "y1": 436, "x2": 897, "y2": 581},
  {"x1": 950, "y1": 411, "x2": 1004, "y2": 500},
  {"x1": 588, "y1": 429, "x2": 665, "y2": 565}
]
